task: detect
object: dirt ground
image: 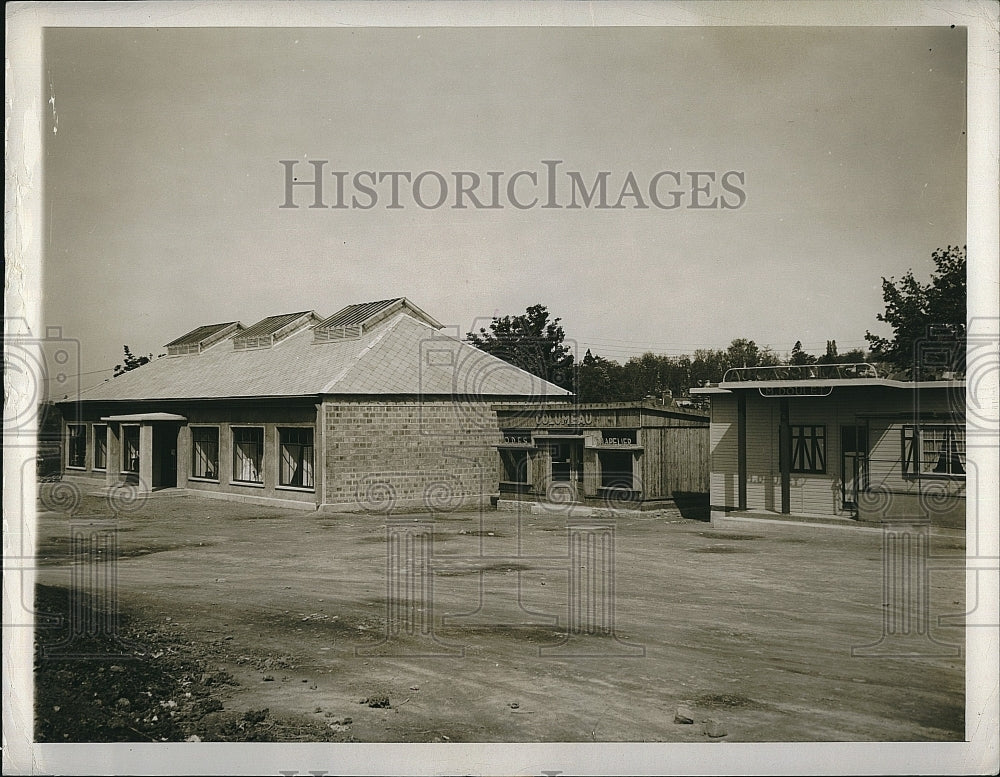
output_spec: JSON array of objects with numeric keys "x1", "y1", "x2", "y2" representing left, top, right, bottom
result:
[{"x1": 32, "y1": 483, "x2": 966, "y2": 743}]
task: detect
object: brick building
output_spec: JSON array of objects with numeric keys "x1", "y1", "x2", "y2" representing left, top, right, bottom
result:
[{"x1": 59, "y1": 299, "x2": 570, "y2": 511}]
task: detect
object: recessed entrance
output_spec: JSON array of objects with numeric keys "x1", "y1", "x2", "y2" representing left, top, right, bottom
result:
[{"x1": 152, "y1": 423, "x2": 181, "y2": 489}]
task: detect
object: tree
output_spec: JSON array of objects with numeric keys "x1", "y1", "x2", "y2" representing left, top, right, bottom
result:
[
  {"x1": 466, "y1": 304, "x2": 575, "y2": 390},
  {"x1": 577, "y1": 349, "x2": 628, "y2": 402},
  {"x1": 815, "y1": 340, "x2": 868, "y2": 366},
  {"x1": 725, "y1": 338, "x2": 781, "y2": 370},
  {"x1": 113, "y1": 345, "x2": 152, "y2": 377},
  {"x1": 789, "y1": 340, "x2": 816, "y2": 366},
  {"x1": 690, "y1": 348, "x2": 730, "y2": 387},
  {"x1": 865, "y1": 245, "x2": 966, "y2": 374}
]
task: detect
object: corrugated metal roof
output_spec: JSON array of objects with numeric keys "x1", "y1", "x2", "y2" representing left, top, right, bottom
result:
[
  {"x1": 233, "y1": 311, "x2": 315, "y2": 341},
  {"x1": 316, "y1": 299, "x2": 402, "y2": 329},
  {"x1": 77, "y1": 309, "x2": 572, "y2": 402},
  {"x1": 164, "y1": 322, "x2": 241, "y2": 348}
]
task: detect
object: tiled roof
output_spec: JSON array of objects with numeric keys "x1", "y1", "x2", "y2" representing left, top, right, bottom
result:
[
  {"x1": 163, "y1": 322, "x2": 241, "y2": 348},
  {"x1": 79, "y1": 308, "x2": 571, "y2": 401}
]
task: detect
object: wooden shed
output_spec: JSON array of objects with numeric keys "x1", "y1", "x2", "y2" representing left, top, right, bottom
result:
[{"x1": 492, "y1": 401, "x2": 709, "y2": 511}]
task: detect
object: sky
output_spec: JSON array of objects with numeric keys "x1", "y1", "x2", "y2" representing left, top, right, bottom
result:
[{"x1": 41, "y1": 25, "x2": 967, "y2": 391}]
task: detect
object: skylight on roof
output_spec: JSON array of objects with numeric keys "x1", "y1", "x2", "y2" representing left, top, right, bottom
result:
[
  {"x1": 232, "y1": 312, "x2": 318, "y2": 350},
  {"x1": 165, "y1": 322, "x2": 242, "y2": 356}
]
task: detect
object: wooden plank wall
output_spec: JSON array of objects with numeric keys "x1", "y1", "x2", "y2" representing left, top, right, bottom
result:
[
  {"x1": 708, "y1": 395, "x2": 738, "y2": 509},
  {"x1": 641, "y1": 424, "x2": 710, "y2": 498}
]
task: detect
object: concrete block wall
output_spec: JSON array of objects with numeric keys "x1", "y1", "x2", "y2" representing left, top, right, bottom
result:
[{"x1": 323, "y1": 399, "x2": 502, "y2": 511}]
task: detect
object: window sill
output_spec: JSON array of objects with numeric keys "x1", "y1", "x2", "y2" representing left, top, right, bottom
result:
[
  {"x1": 66, "y1": 466, "x2": 86, "y2": 471},
  {"x1": 276, "y1": 485, "x2": 315, "y2": 494},
  {"x1": 499, "y1": 481, "x2": 532, "y2": 491},
  {"x1": 598, "y1": 487, "x2": 642, "y2": 497},
  {"x1": 189, "y1": 477, "x2": 220, "y2": 484},
  {"x1": 231, "y1": 480, "x2": 265, "y2": 489}
]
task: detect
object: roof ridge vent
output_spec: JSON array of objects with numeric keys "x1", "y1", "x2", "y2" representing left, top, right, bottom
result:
[
  {"x1": 233, "y1": 311, "x2": 322, "y2": 351},
  {"x1": 314, "y1": 297, "x2": 442, "y2": 343},
  {"x1": 165, "y1": 321, "x2": 243, "y2": 356}
]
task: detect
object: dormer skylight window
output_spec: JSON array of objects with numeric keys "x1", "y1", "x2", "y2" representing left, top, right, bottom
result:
[
  {"x1": 164, "y1": 322, "x2": 242, "y2": 356},
  {"x1": 232, "y1": 311, "x2": 320, "y2": 351}
]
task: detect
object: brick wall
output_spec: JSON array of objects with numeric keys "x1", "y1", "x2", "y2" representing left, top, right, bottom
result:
[{"x1": 323, "y1": 399, "x2": 502, "y2": 511}]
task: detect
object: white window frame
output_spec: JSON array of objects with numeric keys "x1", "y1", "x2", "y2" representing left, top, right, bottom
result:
[
  {"x1": 190, "y1": 425, "x2": 221, "y2": 482},
  {"x1": 67, "y1": 424, "x2": 87, "y2": 470},
  {"x1": 903, "y1": 424, "x2": 966, "y2": 479},
  {"x1": 276, "y1": 425, "x2": 315, "y2": 492},
  {"x1": 121, "y1": 424, "x2": 140, "y2": 474},
  {"x1": 232, "y1": 426, "x2": 265, "y2": 486},
  {"x1": 93, "y1": 424, "x2": 108, "y2": 471}
]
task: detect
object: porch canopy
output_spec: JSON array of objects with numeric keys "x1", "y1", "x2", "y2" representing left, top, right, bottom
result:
[{"x1": 99, "y1": 412, "x2": 187, "y2": 422}]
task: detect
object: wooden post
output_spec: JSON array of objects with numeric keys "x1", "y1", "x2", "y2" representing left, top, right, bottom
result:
[
  {"x1": 779, "y1": 399, "x2": 791, "y2": 514},
  {"x1": 139, "y1": 422, "x2": 154, "y2": 492},
  {"x1": 105, "y1": 423, "x2": 120, "y2": 487},
  {"x1": 737, "y1": 393, "x2": 747, "y2": 511}
]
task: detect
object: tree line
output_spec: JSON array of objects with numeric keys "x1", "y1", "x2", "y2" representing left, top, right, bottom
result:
[{"x1": 467, "y1": 245, "x2": 966, "y2": 405}]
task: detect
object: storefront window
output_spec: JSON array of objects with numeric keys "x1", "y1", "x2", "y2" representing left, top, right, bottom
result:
[
  {"x1": 500, "y1": 449, "x2": 530, "y2": 484},
  {"x1": 599, "y1": 450, "x2": 634, "y2": 489}
]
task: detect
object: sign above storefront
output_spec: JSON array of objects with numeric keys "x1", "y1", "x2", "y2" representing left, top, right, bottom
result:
[
  {"x1": 535, "y1": 410, "x2": 596, "y2": 427},
  {"x1": 601, "y1": 430, "x2": 637, "y2": 445},
  {"x1": 759, "y1": 386, "x2": 834, "y2": 397}
]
